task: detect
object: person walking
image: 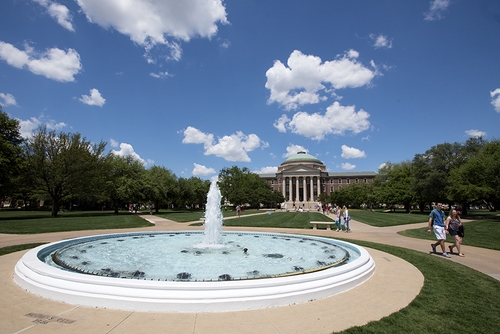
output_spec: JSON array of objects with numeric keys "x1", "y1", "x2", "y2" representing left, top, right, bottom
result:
[
  {"x1": 343, "y1": 206, "x2": 350, "y2": 233},
  {"x1": 428, "y1": 203, "x2": 450, "y2": 257},
  {"x1": 335, "y1": 206, "x2": 342, "y2": 232},
  {"x1": 447, "y1": 208, "x2": 465, "y2": 257}
]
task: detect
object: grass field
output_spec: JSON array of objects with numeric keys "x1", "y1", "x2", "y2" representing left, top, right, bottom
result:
[
  {"x1": 0, "y1": 210, "x2": 152, "y2": 234},
  {"x1": 349, "y1": 209, "x2": 430, "y2": 227}
]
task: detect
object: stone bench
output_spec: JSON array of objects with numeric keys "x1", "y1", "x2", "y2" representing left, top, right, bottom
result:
[{"x1": 310, "y1": 221, "x2": 334, "y2": 230}]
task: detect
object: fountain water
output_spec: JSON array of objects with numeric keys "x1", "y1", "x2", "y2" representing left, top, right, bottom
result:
[
  {"x1": 202, "y1": 180, "x2": 223, "y2": 245},
  {"x1": 14, "y1": 181, "x2": 375, "y2": 312}
]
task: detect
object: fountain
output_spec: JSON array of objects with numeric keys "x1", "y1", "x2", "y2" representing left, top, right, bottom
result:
[{"x1": 14, "y1": 181, "x2": 375, "y2": 312}]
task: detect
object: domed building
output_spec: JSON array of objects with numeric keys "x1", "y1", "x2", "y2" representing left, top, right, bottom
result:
[{"x1": 259, "y1": 152, "x2": 377, "y2": 209}]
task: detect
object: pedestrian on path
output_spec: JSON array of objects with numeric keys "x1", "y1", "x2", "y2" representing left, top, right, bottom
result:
[
  {"x1": 428, "y1": 203, "x2": 450, "y2": 257},
  {"x1": 343, "y1": 206, "x2": 350, "y2": 233},
  {"x1": 446, "y1": 208, "x2": 465, "y2": 257}
]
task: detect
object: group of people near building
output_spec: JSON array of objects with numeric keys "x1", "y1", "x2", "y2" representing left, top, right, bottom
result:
[
  {"x1": 332, "y1": 206, "x2": 351, "y2": 233},
  {"x1": 428, "y1": 203, "x2": 465, "y2": 257}
]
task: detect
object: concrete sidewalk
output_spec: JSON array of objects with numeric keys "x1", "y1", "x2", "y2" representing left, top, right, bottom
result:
[{"x1": 0, "y1": 213, "x2": 497, "y2": 333}]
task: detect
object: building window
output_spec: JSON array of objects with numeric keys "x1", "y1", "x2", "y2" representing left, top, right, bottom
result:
[
  {"x1": 330, "y1": 186, "x2": 334, "y2": 192},
  {"x1": 364, "y1": 178, "x2": 367, "y2": 183},
  {"x1": 271, "y1": 180, "x2": 274, "y2": 185},
  {"x1": 355, "y1": 178, "x2": 359, "y2": 183},
  {"x1": 347, "y1": 178, "x2": 350, "y2": 184},
  {"x1": 338, "y1": 178, "x2": 342, "y2": 184},
  {"x1": 330, "y1": 179, "x2": 334, "y2": 184}
]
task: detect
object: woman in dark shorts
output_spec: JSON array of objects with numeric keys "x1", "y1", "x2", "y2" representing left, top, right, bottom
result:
[{"x1": 446, "y1": 209, "x2": 465, "y2": 257}]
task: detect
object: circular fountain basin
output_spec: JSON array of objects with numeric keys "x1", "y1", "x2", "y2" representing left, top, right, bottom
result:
[{"x1": 14, "y1": 231, "x2": 375, "y2": 312}]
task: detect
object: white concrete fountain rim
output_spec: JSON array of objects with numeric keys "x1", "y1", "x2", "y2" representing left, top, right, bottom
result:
[{"x1": 14, "y1": 231, "x2": 375, "y2": 313}]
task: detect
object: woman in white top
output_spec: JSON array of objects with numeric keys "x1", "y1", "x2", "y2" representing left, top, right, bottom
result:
[{"x1": 343, "y1": 206, "x2": 350, "y2": 232}]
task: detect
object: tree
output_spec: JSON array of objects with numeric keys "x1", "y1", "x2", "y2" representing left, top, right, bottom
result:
[
  {"x1": 101, "y1": 154, "x2": 145, "y2": 214},
  {"x1": 0, "y1": 108, "x2": 24, "y2": 200},
  {"x1": 448, "y1": 139, "x2": 500, "y2": 212},
  {"x1": 218, "y1": 166, "x2": 281, "y2": 208},
  {"x1": 143, "y1": 166, "x2": 177, "y2": 212},
  {"x1": 24, "y1": 127, "x2": 106, "y2": 217}
]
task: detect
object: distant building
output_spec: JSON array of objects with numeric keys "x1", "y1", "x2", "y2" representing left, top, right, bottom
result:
[{"x1": 259, "y1": 152, "x2": 377, "y2": 209}]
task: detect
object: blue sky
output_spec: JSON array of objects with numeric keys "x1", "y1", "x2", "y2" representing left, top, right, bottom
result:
[{"x1": 1, "y1": 0, "x2": 499, "y2": 179}]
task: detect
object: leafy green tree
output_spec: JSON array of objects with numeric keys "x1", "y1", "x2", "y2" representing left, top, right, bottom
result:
[
  {"x1": 143, "y1": 166, "x2": 177, "y2": 212},
  {"x1": 102, "y1": 154, "x2": 145, "y2": 214},
  {"x1": 0, "y1": 108, "x2": 24, "y2": 200},
  {"x1": 24, "y1": 127, "x2": 106, "y2": 217},
  {"x1": 448, "y1": 139, "x2": 500, "y2": 212},
  {"x1": 176, "y1": 177, "x2": 210, "y2": 209}
]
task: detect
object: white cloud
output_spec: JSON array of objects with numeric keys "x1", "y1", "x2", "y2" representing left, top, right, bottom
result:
[
  {"x1": 370, "y1": 33, "x2": 393, "y2": 49},
  {"x1": 265, "y1": 50, "x2": 377, "y2": 110},
  {"x1": 361, "y1": 135, "x2": 370, "y2": 142},
  {"x1": 111, "y1": 142, "x2": 151, "y2": 166},
  {"x1": 254, "y1": 166, "x2": 278, "y2": 174},
  {"x1": 150, "y1": 71, "x2": 172, "y2": 79},
  {"x1": 490, "y1": 88, "x2": 500, "y2": 113},
  {"x1": 276, "y1": 101, "x2": 371, "y2": 140},
  {"x1": 182, "y1": 126, "x2": 267, "y2": 162},
  {"x1": 110, "y1": 138, "x2": 119, "y2": 147},
  {"x1": 75, "y1": 0, "x2": 228, "y2": 62},
  {"x1": 0, "y1": 93, "x2": 17, "y2": 106},
  {"x1": 0, "y1": 41, "x2": 82, "y2": 82},
  {"x1": 33, "y1": 0, "x2": 75, "y2": 31},
  {"x1": 17, "y1": 114, "x2": 67, "y2": 138},
  {"x1": 192, "y1": 163, "x2": 216, "y2": 176},
  {"x1": 283, "y1": 144, "x2": 308, "y2": 158},
  {"x1": 341, "y1": 162, "x2": 356, "y2": 171},
  {"x1": 341, "y1": 145, "x2": 366, "y2": 159},
  {"x1": 424, "y1": 0, "x2": 451, "y2": 21},
  {"x1": 79, "y1": 88, "x2": 106, "y2": 107},
  {"x1": 465, "y1": 129, "x2": 486, "y2": 138},
  {"x1": 273, "y1": 114, "x2": 290, "y2": 133},
  {"x1": 378, "y1": 162, "x2": 387, "y2": 170}
]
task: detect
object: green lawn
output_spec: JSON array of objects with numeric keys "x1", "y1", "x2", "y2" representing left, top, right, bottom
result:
[
  {"x1": 154, "y1": 208, "x2": 261, "y2": 222},
  {"x1": 0, "y1": 211, "x2": 152, "y2": 234},
  {"x1": 337, "y1": 240, "x2": 500, "y2": 334},
  {"x1": 349, "y1": 209, "x2": 429, "y2": 227},
  {"x1": 222, "y1": 211, "x2": 333, "y2": 229}
]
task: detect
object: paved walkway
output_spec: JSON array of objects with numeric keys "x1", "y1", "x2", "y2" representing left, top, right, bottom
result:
[{"x1": 0, "y1": 213, "x2": 498, "y2": 333}]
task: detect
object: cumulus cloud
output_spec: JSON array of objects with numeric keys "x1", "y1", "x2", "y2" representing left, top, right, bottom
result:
[
  {"x1": 370, "y1": 33, "x2": 393, "y2": 49},
  {"x1": 265, "y1": 49, "x2": 377, "y2": 110},
  {"x1": 75, "y1": 0, "x2": 228, "y2": 62},
  {"x1": 110, "y1": 142, "x2": 152, "y2": 166},
  {"x1": 490, "y1": 88, "x2": 500, "y2": 113},
  {"x1": 465, "y1": 129, "x2": 486, "y2": 138},
  {"x1": 341, "y1": 145, "x2": 366, "y2": 159},
  {"x1": 17, "y1": 115, "x2": 67, "y2": 138},
  {"x1": 0, "y1": 41, "x2": 82, "y2": 82},
  {"x1": 0, "y1": 93, "x2": 17, "y2": 106},
  {"x1": 378, "y1": 162, "x2": 387, "y2": 170},
  {"x1": 341, "y1": 162, "x2": 356, "y2": 171},
  {"x1": 424, "y1": 0, "x2": 451, "y2": 21},
  {"x1": 283, "y1": 144, "x2": 308, "y2": 158},
  {"x1": 254, "y1": 166, "x2": 278, "y2": 174},
  {"x1": 192, "y1": 163, "x2": 216, "y2": 176},
  {"x1": 182, "y1": 126, "x2": 267, "y2": 162},
  {"x1": 33, "y1": 0, "x2": 75, "y2": 31},
  {"x1": 275, "y1": 101, "x2": 371, "y2": 140},
  {"x1": 79, "y1": 88, "x2": 105, "y2": 107}
]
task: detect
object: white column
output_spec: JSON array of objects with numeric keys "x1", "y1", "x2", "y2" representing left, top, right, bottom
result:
[
  {"x1": 288, "y1": 178, "x2": 292, "y2": 202},
  {"x1": 295, "y1": 177, "x2": 299, "y2": 202},
  {"x1": 317, "y1": 177, "x2": 321, "y2": 198},
  {"x1": 310, "y1": 177, "x2": 314, "y2": 202},
  {"x1": 282, "y1": 178, "x2": 286, "y2": 199},
  {"x1": 302, "y1": 177, "x2": 307, "y2": 202}
]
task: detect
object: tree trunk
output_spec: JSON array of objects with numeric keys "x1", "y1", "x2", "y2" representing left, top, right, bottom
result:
[{"x1": 51, "y1": 200, "x2": 59, "y2": 217}]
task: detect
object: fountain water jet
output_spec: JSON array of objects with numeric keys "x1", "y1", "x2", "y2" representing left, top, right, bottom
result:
[{"x1": 14, "y1": 181, "x2": 375, "y2": 312}]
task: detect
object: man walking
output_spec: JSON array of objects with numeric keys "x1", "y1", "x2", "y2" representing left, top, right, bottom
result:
[{"x1": 428, "y1": 203, "x2": 450, "y2": 257}]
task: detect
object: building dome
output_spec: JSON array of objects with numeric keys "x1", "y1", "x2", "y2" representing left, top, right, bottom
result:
[{"x1": 283, "y1": 151, "x2": 322, "y2": 164}]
